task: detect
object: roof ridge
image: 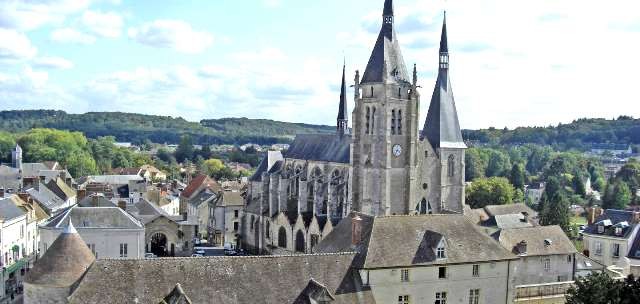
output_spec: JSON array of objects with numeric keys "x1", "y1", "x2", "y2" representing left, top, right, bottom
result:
[{"x1": 99, "y1": 252, "x2": 358, "y2": 261}]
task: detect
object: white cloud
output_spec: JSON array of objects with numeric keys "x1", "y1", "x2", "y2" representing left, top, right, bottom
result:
[
  {"x1": 33, "y1": 56, "x2": 74, "y2": 69},
  {"x1": 50, "y1": 28, "x2": 97, "y2": 44},
  {"x1": 0, "y1": 29, "x2": 37, "y2": 60},
  {"x1": 128, "y1": 20, "x2": 214, "y2": 54},
  {"x1": 0, "y1": 0, "x2": 92, "y2": 31},
  {"x1": 81, "y1": 10, "x2": 123, "y2": 38}
]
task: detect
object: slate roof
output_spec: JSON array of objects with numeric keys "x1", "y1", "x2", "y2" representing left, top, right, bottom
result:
[
  {"x1": 627, "y1": 229, "x2": 640, "y2": 260},
  {"x1": 337, "y1": 63, "x2": 348, "y2": 122},
  {"x1": 484, "y1": 203, "x2": 538, "y2": 218},
  {"x1": 361, "y1": 0, "x2": 410, "y2": 84},
  {"x1": 218, "y1": 191, "x2": 245, "y2": 207},
  {"x1": 20, "y1": 162, "x2": 48, "y2": 178},
  {"x1": 316, "y1": 213, "x2": 515, "y2": 269},
  {"x1": 159, "y1": 283, "x2": 193, "y2": 304},
  {"x1": 0, "y1": 196, "x2": 26, "y2": 221},
  {"x1": 45, "y1": 178, "x2": 76, "y2": 201},
  {"x1": 68, "y1": 253, "x2": 374, "y2": 304},
  {"x1": 284, "y1": 134, "x2": 351, "y2": 164},
  {"x1": 495, "y1": 226, "x2": 577, "y2": 256},
  {"x1": 87, "y1": 175, "x2": 143, "y2": 185},
  {"x1": 26, "y1": 187, "x2": 67, "y2": 214},
  {"x1": 24, "y1": 222, "x2": 96, "y2": 288},
  {"x1": 78, "y1": 195, "x2": 116, "y2": 207},
  {"x1": 0, "y1": 165, "x2": 21, "y2": 191},
  {"x1": 110, "y1": 167, "x2": 142, "y2": 176},
  {"x1": 44, "y1": 206, "x2": 143, "y2": 230},
  {"x1": 494, "y1": 214, "x2": 533, "y2": 229},
  {"x1": 249, "y1": 157, "x2": 269, "y2": 182},
  {"x1": 583, "y1": 209, "x2": 638, "y2": 239},
  {"x1": 421, "y1": 18, "x2": 466, "y2": 149}
]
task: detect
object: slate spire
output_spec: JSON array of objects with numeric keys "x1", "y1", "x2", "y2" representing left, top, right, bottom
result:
[
  {"x1": 422, "y1": 13, "x2": 466, "y2": 150},
  {"x1": 337, "y1": 62, "x2": 348, "y2": 136},
  {"x1": 361, "y1": 0, "x2": 409, "y2": 84}
]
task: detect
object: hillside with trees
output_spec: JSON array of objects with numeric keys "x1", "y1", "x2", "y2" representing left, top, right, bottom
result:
[{"x1": 0, "y1": 110, "x2": 334, "y2": 145}]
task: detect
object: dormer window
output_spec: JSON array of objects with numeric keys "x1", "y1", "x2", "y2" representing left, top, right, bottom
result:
[
  {"x1": 597, "y1": 225, "x2": 605, "y2": 234},
  {"x1": 436, "y1": 240, "x2": 446, "y2": 259},
  {"x1": 615, "y1": 227, "x2": 623, "y2": 236}
]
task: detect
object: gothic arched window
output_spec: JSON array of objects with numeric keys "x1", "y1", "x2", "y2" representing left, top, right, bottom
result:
[
  {"x1": 391, "y1": 110, "x2": 396, "y2": 135},
  {"x1": 371, "y1": 107, "x2": 376, "y2": 134},
  {"x1": 448, "y1": 155, "x2": 455, "y2": 177},
  {"x1": 265, "y1": 221, "x2": 271, "y2": 239},
  {"x1": 278, "y1": 227, "x2": 287, "y2": 248},
  {"x1": 397, "y1": 110, "x2": 403, "y2": 135},
  {"x1": 295, "y1": 230, "x2": 305, "y2": 253},
  {"x1": 365, "y1": 107, "x2": 370, "y2": 134}
]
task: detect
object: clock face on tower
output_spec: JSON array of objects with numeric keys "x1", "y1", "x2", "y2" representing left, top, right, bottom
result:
[{"x1": 392, "y1": 144, "x2": 402, "y2": 157}]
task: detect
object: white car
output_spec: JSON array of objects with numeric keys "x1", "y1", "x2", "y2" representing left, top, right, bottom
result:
[{"x1": 144, "y1": 253, "x2": 157, "y2": 259}]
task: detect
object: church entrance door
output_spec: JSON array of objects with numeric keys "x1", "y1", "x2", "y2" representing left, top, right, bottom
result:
[{"x1": 151, "y1": 233, "x2": 168, "y2": 257}]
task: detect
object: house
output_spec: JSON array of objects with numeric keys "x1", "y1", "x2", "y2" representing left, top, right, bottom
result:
[
  {"x1": 582, "y1": 209, "x2": 640, "y2": 274},
  {"x1": 0, "y1": 196, "x2": 30, "y2": 298},
  {"x1": 39, "y1": 205, "x2": 145, "y2": 259},
  {"x1": 180, "y1": 175, "x2": 220, "y2": 240},
  {"x1": 494, "y1": 226, "x2": 577, "y2": 286},
  {"x1": 82, "y1": 175, "x2": 146, "y2": 203},
  {"x1": 140, "y1": 165, "x2": 167, "y2": 181},
  {"x1": 316, "y1": 214, "x2": 519, "y2": 304},
  {"x1": 210, "y1": 190, "x2": 245, "y2": 248},
  {"x1": 23, "y1": 178, "x2": 76, "y2": 216},
  {"x1": 471, "y1": 203, "x2": 539, "y2": 230},
  {"x1": 143, "y1": 187, "x2": 180, "y2": 216}
]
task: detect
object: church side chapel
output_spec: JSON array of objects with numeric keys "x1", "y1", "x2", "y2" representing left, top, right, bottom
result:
[{"x1": 242, "y1": 0, "x2": 466, "y2": 254}]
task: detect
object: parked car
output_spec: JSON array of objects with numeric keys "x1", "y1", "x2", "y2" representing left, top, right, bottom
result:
[{"x1": 144, "y1": 253, "x2": 157, "y2": 259}]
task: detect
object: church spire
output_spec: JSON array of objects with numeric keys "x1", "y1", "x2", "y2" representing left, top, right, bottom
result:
[
  {"x1": 337, "y1": 62, "x2": 348, "y2": 136},
  {"x1": 361, "y1": 0, "x2": 409, "y2": 84},
  {"x1": 422, "y1": 13, "x2": 466, "y2": 150}
]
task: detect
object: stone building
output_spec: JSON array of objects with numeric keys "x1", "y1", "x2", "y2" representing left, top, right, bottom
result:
[
  {"x1": 582, "y1": 209, "x2": 640, "y2": 274},
  {"x1": 24, "y1": 222, "x2": 95, "y2": 304},
  {"x1": 243, "y1": 0, "x2": 466, "y2": 254}
]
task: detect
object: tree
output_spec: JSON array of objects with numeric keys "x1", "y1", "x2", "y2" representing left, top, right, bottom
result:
[
  {"x1": 509, "y1": 163, "x2": 525, "y2": 191},
  {"x1": 202, "y1": 159, "x2": 225, "y2": 176},
  {"x1": 486, "y1": 150, "x2": 511, "y2": 177},
  {"x1": 175, "y1": 135, "x2": 194, "y2": 163},
  {"x1": 465, "y1": 149, "x2": 486, "y2": 181},
  {"x1": 465, "y1": 177, "x2": 516, "y2": 208},
  {"x1": 540, "y1": 192, "x2": 570, "y2": 232},
  {"x1": 566, "y1": 273, "x2": 640, "y2": 304},
  {"x1": 612, "y1": 181, "x2": 632, "y2": 210},
  {"x1": 572, "y1": 172, "x2": 587, "y2": 198},
  {"x1": 0, "y1": 131, "x2": 15, "y2": 164}
]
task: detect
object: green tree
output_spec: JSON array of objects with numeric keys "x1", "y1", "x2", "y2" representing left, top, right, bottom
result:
[
  {"x1": 465, "y1": 149, "x2": 486, "y2": 181},
  {"x1": 175, "y1": 135, "x2": 194, "y2": 163},
  {"x1": 566, "y1": 273, "x2": 640, "y2": 304},
  {"x1": 509, "y1": 163, "x2": 525, "y2": 191},
  {"x1": 486, "y1": 150, "x2": 511, "y2": 177},
  {"x1": 612, "y1": 181, "x2": 632, "y2": 210},
  {"x1": 0, "y1": 131, "x2": 16, "y2": 163},
  {"x1": 202, "y1": 159, "x2": 225, "y2": 176},
  {"x1": 540, "y1": 192, "x2": 570, "y2": 232},
  {"x1": 465, "y1": 177, "x2": 516, "y2": 208},
  {"x1": 572, "y1": 172, "x2": 587, "y2": 198}
]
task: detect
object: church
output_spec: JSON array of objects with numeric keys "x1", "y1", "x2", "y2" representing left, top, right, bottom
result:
[{"x1": 242, "y1": 0, "x2": 466, "y2": 254}]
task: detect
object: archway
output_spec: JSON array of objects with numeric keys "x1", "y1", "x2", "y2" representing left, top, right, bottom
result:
[
  {"x1": 278, "y1": 227, "x2": 287, "y2": 248},
  {"x1": 295, "y1": 230, "x2": 305, "y2": 253},
  {"x1": 151, "y1": 233, "x2": 168, "y2": 257}
]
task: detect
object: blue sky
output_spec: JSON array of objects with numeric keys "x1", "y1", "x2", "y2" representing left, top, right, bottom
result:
[{"x1": 1, "y1": 0, "x2": 639, "y2": 129}]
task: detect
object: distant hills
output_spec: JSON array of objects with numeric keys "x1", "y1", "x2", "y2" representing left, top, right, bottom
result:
[{"x1": 1, "y1": 110, "x2": 638, "y2": 149}]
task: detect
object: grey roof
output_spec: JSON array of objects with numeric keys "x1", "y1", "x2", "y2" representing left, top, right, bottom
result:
[
  {"x1": 628, "y1": 229, "x2": 640, "y2": 260},
  {"x1": 285, "y1": 134, "x2": 351, "y2": 164},
  {"x1": 159, "y1": 283, "x2": 193, "y2": 304},
  {"x1": 68, "y1": 253, "x2": 374, "y2": 304},
  {"x1": 26, "y1": 187, "x2": 67, "y2": 214},
  {"x1": 249, "y1": 157, "x2": 269, "y2": 182},
  {"x1": 87, "y1": 175, "x2": 143, "y2": 185},
  {"x1": 0, "y1": 196, "x2": 26, "y2": 221},
  {"x1": 495, "y1": 226, "x2": 577, "y2": 256},
  {"x1": 44, "y1": 206, "x2": 143, "y2": 230},
  {"x1": 360, "y1": 0, "x2": 409, "y2": 84},
  {"x1": 583, "y1": 209, "x2": 638, "y2": 238},
  {"x1": 421, "y1": 18, "x2": 466, "y2": 149},
  {"x1": 78, "y1": 195, "x2": 116, "y2": 208},
  {"x1": 20, "y1": 162, "x2": 48, "y2": 178},
  {"x1": 45, "y1": 178, "x2": 76, "y2": 201},
  {"x1": 317, "y1": 214, "x2": 516, "y2": 269},
  {"x1": 337, "y1": 64, "x2": 348, "y2": 121},
  {"x1": 0, "y1": 165, "x2": 21, "y2": 191},
  {"x1": 484, "y1": 203, "x2": 538, "y2": 218},
  {"x1": 218, "y1": 191, "x2": 245, "y2": 207},
  {"x1": 494, "y1": 214, "x2": 533, "y2": 229}
]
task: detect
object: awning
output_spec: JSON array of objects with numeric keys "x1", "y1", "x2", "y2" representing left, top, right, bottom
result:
[{"x1": 4, "y1": 258, "x2": 26, "y2": 275}]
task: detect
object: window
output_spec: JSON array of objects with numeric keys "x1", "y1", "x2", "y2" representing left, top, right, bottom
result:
[
  {"x1": 472, "y1": 264, "x2": 480, "y2": 277},
  {"x1": 233, "y1": 222, "x2": 239, "y2": 232},
  {"x1": 613, "y1": 244, "x2": 620, "y2": 258},
  {"x1": 435, "y1": 292, "x2": 447, "y2": 304},
  {"x1": 234, "y1": 210, "x2": 239, "y2": 218},
  {"x1": 401, "y1": 269, "x2": 410, "y2": 282},
  {"x1": 371, "y1": 107, "x2": 376, "y2": 133},
  {"x1": 447, "y1": 155, "x2": 455, "y2": 177},
  {"x1": 543, "y1": 258, "x2": 551, "y2": 271},
  {"x1": 595, "y1": 241, "x2": 603, "y2": 256},
  {"x1": 437, "y1": 241, "x2": 446, "y2": 259},
  {"x1": 597, "y1": 225, "x2": 604, "y2": 233},
  {"x1": 365, "y1": 107, "x2": 370, "y2": 134},
  {"x1": 469, "y1": 289, "x2": 479, "y2": 304},
  {"x1": 438, "y1": 266, "x2": 447, "y2": 279},
  {"x1": 398, "y1": 295, "x2": 410, "y2": 304},
  {"x1": 119, "y1": 243, "x2": 128, "y2": 258},
  {"x1": 397, "y1": 110, "x2": 402, "y2": 135},
  {"x1": 250, "y1": 216, "x2": 255, "y2": 231},
  {"x1": 424, "y1": 150, "x2": 428, "y2": 158},
  {"x1": 20, "y1": 225, "x2": 24, "y2": 238},
  {"x1": 567, "y1": 255, "x2": 572, "y2": 263},
  {"x1": 278, "y1": 227, "x2": 287, "y2": 248},
  {"x1": 391, "y1": 110, "x2": 396, "y2": 135}
]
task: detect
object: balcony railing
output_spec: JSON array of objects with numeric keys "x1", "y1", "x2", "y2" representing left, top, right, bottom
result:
[{"x1": 515, "y1": 281, "x2": 574, "y2": 300}]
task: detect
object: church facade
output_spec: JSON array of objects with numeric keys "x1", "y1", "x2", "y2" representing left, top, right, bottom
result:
[{"x1": 242, "y1": 0, "x2": 466, "y2": 254}]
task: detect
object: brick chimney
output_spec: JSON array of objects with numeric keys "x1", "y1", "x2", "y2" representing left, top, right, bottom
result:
[
  {"x1": 0, "y1": 188, "x2": 4, "y2": 198},
  {"x1": 516, "y1": 240, "x2": 528, "y2": 255},
  {"x1": 18, "y1": 192, "x2": 30, "y2": 204},
  {"x1": 351, "y1": 214, "x2": 363, "y2": 246},
  {"x1": 588, "y1": 207, "x2": 603, "y2": 225},
  {"x1": 117, "y1": 200, "x2": 127, "y2": 211},
  {"x1": 77, "y1": 189, "x2": 87, "y2": 202}
]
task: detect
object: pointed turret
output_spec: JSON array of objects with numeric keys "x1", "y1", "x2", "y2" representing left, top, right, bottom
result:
[
  {"x1": 361, "y1": 0, "x2": 409, "y2": 84},
  {"x1": 337, "y1": 63, "x2": 349, "y2": 136},
  {"x1": 422, "y1": 14, "x2": 466, "y2": 149},
  {"x1": 12, "y1": 144, "x2": 22, "y2": 169}
]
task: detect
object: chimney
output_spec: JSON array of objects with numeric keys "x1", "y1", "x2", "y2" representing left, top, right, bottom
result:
[
  {"x1": 18, "y1": 193, "x2": 30, "y2": 204},
  {"x1": 633, "y1": 212, "x2": 640, "y2": 224},
  {"x1": 117, "y1": 200, "x2": 127, "y2": 211},
  {"x1": 588, "y1": 207, "x2": 603, "y2": 225},
  {"x1": 0, "y1": 188, "x2": 4, "y2": 198},
  {"x1": 351, "y1": 214, "x2": 363, "y2": 246},
  {"x1": 516, "y1": 240, "x2": 528, "y2": 255},
  {"x1": 521, "y1": 212, "x2": 529, "y2": 223}
]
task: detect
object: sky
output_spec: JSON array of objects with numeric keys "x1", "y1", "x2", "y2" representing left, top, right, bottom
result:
[{"x1": 0, "y1": 0, "x2": 639, "y2": 130}]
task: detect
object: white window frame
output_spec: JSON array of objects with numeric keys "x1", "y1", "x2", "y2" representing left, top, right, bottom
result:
[
  {"x1": 436, "y1": 291, "x2": 447, "y2": 304},
  {"x1": 398, "y1": 295, "x2": 410, "y2": 304},
  {"x1": 595, "y1": 241, "x2": 603, "y2": 256},
  {"x1": 472, "y1": 264, "x2": 480, "y2": 277},
  {"x1": 401, "y1": 269, "x2": 410, "y2": 282},
  {"x1": 543, "y1": 258, "x2": 551, "y2": 271},
  {"x1": 469, "y1": 289, "x2": 480, "y2": 304},
  {"x1": 613, "y1": 243, "x2": 620, "y2": 258}
]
